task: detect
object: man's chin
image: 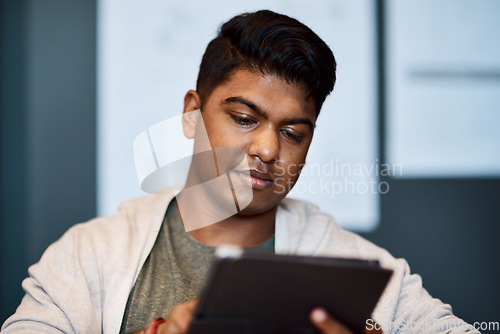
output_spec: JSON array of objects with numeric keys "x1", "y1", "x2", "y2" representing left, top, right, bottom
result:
[{"x1": 235, "y1": 192, "x2": 285, "y2": 216}]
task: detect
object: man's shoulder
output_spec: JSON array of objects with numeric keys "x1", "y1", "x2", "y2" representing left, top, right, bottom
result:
[
  {"x1": 277, "y1": 197, "x2": 398, "y2": 263},
  {"x1": 46, "y1": 193, "x2": 172, "y2": 260},
  {"x1": 74, "y1": 194, "x2": 171, "y2": 232},
  {"x1": 30, "y1": 194, "x2": 173, "y2": 288}
]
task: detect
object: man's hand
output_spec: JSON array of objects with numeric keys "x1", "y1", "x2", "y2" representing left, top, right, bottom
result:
[
  {"x1": 148, "y1": 301, "x2": 381, "y2": 334},
  {"x1": 310, "y1": 308, "x2": 383, "y2": 334},
  {"x1": 310, "y1": 308, "x2": 352, "y2": 334},
  {"x1": 157, "y1": 299, "x2": 198, "y2": 334}
]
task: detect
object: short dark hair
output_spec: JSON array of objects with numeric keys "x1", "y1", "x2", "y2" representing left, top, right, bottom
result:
[{"x1": 196, "y1": 10, "x2": 337, "y2": 116}]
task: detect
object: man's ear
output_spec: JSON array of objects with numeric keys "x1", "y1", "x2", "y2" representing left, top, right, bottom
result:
[{"x1": 182, "y1": 90, "x2": 202, "y2": 139}]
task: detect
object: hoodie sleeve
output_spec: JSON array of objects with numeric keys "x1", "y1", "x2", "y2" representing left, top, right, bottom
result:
[
  {"x1": 1, "y1": 225, "x2": 101, "y2": 333},
  {"x1": 2, "y1": 194, "x2": 170, "y2": 333},
  {"x1": 385, "y1": 261, "x2": 479, "y2": 333}
]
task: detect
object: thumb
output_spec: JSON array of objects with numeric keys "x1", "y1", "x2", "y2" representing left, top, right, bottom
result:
[{"x1": 310, "y1": 308, "x2": 352, "y2": 334}]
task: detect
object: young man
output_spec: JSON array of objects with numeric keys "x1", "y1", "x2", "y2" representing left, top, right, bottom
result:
[{"x1": 2, "y1": 10, "x2": 477, "y2": 334}]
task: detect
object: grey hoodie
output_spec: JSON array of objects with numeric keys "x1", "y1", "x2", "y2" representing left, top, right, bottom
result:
[{"x1": 2, "y1": 193, "x2": 478, "y2": 333}]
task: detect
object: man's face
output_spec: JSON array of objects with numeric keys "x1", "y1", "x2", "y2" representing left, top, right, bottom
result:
[{"x1": 186, "y1": 69, "x2": 317, "y2": 216}]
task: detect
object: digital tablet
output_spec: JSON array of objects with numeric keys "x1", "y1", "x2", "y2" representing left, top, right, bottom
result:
[{"x1": 187, "y1": 247, "x2": 392, "y2": 334}]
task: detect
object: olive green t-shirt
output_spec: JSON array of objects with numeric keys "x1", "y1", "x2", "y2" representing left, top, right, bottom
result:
[{"x1": 120, "y1": 198, "x2": 275, "y2": 333}]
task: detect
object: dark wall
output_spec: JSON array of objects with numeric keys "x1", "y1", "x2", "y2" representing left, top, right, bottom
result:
[
  {"x1": 361, "y1": 179, "x2": 500, "y2": 328},
  {"x1": 0, "y1": 0, "x2": 96, "y2": 322},
  {"x1": 0, "y1": 0, "x2": 29, "y2": 321}
]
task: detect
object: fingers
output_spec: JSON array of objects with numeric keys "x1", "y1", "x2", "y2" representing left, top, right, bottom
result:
[
  {"x1": 310, "y1": 308, "x2": 353, "y2": 334},
  {"x1": 158, "y1": 299, "x2": 199, "y2": 334}
]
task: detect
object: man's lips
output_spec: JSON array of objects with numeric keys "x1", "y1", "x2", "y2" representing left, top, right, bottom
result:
[
  {"x1": 233, "y1": 169, "x2": 274, "y2": 190},
  {"x1": 249, "y1": 169, "x2": 273, "y2": 181}
]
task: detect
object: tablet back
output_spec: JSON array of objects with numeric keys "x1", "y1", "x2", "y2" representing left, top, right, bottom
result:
[{"x1": 188, "y1": 251, "x2": 392, "y2": 334}]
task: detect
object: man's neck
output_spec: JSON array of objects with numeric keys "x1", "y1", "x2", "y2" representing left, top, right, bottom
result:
[{"x1": 183, "y1": 205, "x2": 277, "y2": 248}]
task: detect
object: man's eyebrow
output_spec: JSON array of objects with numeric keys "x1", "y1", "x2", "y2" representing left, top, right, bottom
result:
[{"x1": 223, "y1": 96, "x2": 269, "y2": 119}]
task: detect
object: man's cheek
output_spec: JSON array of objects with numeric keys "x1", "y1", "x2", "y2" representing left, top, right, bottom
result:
[
  {"x1": 286, "y1": 163, "x2": 303, "y2": 181},
  {"x1": 276, "y1": 170, "x2": 300, "y2": 194}
]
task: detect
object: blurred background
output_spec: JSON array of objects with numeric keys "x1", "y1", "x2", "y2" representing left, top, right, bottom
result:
[{"x1": 1, "y1": 0, "x2": 499, "y2": 330}]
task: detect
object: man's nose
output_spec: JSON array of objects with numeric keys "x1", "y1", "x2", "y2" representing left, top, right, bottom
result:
[{"x1": 248, "y1": 126, "x2": 280, "y2": 163}]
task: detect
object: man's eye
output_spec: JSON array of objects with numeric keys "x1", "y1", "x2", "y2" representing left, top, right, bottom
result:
[
  {"x1": 281, "y1": 129, "x2": 303, "y2": 142},
  {"x1": 230, "y1": 114, "x2": 256, "y2": 126}
]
